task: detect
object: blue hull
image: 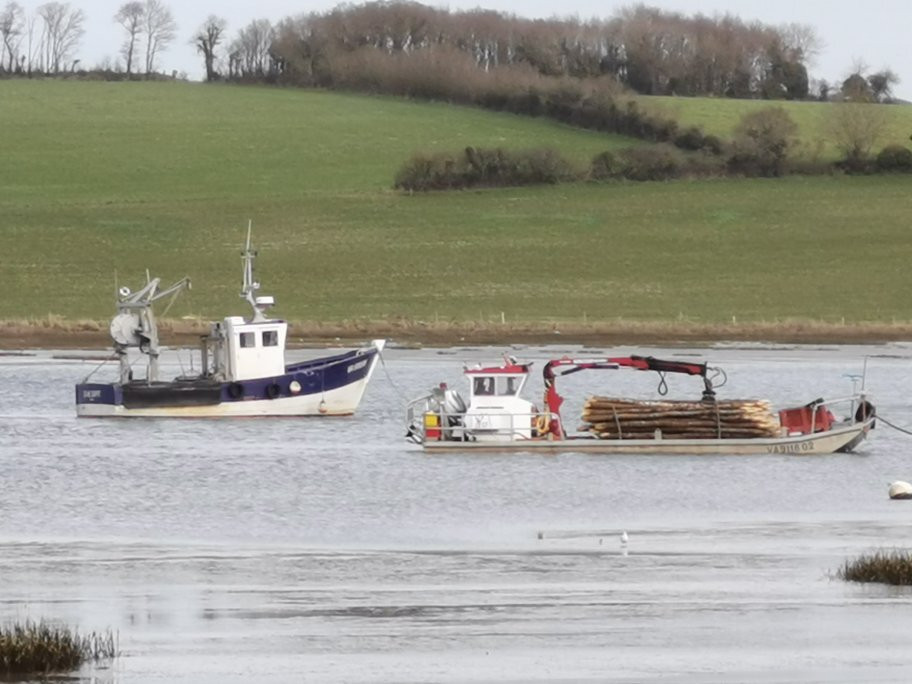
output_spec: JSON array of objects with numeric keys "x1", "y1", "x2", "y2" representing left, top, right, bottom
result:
[{"x1": 76, "y1": 345, "x2": 381, "y2": 416}]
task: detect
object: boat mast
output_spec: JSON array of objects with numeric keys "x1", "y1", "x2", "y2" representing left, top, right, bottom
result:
[{"x1": 240, "y1": 221, "x2": 272, "y2": 322}]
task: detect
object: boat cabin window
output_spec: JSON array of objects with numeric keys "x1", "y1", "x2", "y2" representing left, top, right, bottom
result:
[
  {"x1": 473, "y1": 376, "x2": 521, "y2": 396},
  {"x1": 473, "y1": 377, "x2": 495, "y2": 395},
  {"x1": 499, "y1": 377, "x2": 519, "y2": 396},
  {"x1": 239, "y1": 332, "x2": 255, "y2": 348},
  {"x1": 262, "y1": 330, "x2": 278, "y2": 347}
]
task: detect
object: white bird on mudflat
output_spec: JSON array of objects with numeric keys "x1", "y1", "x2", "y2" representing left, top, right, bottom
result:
[{"x1": 620, "y1": 531, "x2": 629, "y2": 545}]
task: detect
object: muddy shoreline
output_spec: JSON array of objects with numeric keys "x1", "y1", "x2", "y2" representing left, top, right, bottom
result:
[{"x1": 3, "y1": 319, "x2": 912, "y2": 350}]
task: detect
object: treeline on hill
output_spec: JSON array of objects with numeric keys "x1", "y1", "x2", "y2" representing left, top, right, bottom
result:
[
  {"x1": 229, "y1": 2, "x2": 895, "y2": 104},
  {"x1": 255, "y1": 3, "x2": 818, "y2": 99}
]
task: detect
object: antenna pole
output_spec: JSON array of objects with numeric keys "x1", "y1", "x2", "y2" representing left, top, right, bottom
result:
[{"x1": 240, "y1": 221, "x2": 265, "y2": 321}]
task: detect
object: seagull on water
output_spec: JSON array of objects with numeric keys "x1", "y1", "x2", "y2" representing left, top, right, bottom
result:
[{"x1": 620, "y1": 531, "x2": 629, "y2": 546}]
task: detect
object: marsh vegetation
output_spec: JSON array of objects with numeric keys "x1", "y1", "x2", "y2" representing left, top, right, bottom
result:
[{"x1": 0, "y1": 620, "x2": 116, "y2": 677}]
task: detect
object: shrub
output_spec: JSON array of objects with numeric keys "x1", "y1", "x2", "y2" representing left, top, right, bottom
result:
[
  {"x1": 543, "y1": 83, "x2": 585, "y2": 120},
  {"x1": 838, "y1": 550, "x2": 912, "y2": 585},
  {"x1": 589, "y1": 151, "x2": 622, "y2": 180},
  {"x1": 674, "y1": 126, "x2": 724, "y2": 154},
  {"x1": 0, "y1": 620, "x2": 117, "y2": 676},
  {"x1": 515, "y1": 148, "x2": 576, "y2": 184},
  {"x1": 702, "y1": 134, "x2": 724, "y2": 155},
  {"x1": 728, "y1": 106, "x2": 799, "y2": 177},
  {"x1": 729, "y1": 107, "x2": 798, "y2": 176},
  {"x1": 681, "y1": 151, "x2": 728, "y2": 178},
  {"x1": 674, "y1": 125, "x2": 708, "y2": 151},
  {"x1": 618, "y1": 144, "x2": 684, "y2": 181},
  {"x1": 393, "y1": 153, "x2": 454, "y2": 191},
  {"x1": 395, "y1": 146, "x2": 578, "y2": 191},
  {"x1": 826, "y1": 103, "x2": 890, "y2": 172},
  {"x1": 876, "y1": 145, "x2": 912, "y2": 172}
]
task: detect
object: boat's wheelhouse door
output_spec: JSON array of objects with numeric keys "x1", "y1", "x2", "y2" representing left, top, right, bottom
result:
[{"x1": 223, "y1": 316, "x2": 288, "y2": 381}]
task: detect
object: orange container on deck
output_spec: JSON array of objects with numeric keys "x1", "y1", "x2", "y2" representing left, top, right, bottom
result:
[{"x1": 779, "y1": 404, "x2": 834, "y2": 434}]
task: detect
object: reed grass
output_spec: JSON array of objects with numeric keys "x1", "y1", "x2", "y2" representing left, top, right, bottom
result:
[
  {"x1": 0, "y1": 620, "x2": 117, "y2": 676},
  {"x1": 838, "y1": 550, "x2": 912, "y2": 585},
  {"x1": 4, "y1": 315, "x2": 912, "y2": 349}
]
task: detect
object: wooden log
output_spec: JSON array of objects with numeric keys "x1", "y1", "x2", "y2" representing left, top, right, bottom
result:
[
  {"x1": 586, "y1": 420, "x2": 778, "y2": 432},
  {"x1": 583, "y1": 402, "x2": 772, "y2": 413},
  {"x1": 596, "y1": 427, "x2": 779, "y2": 440},
  {"x1": 585, "y1": 397, "x2": 772, "y2": 410},
  {"x1": 585, "y1": 409, "x2": 773, "y2": 419},
  {"x1": 595, "y1": 422, "x2": 778, "y2": 433},
  {"x1": 582, "y1": 397, "x2": 779, "y2": 437},
  {"x1": 586, "y1": 415, "x2": 777, "y2": 424},
  {"x1": 582, "y1": 414, "x2": 780, "y2": 425}
]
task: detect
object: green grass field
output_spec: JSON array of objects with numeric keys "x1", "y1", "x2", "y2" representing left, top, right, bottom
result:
[
  {"x1": 642, "y1": 95, "x2": 912, "y2": 159},
  {"x1": 2, "y1": 79, "x2": 911, "y2": 331}
]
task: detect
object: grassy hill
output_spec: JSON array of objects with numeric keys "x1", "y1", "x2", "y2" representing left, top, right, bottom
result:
[
  {"x1": 643, "y1": 95, "x2": 912, "y2": 159},
  {"x1": 1, "y1": 79, "x2": 911, "y2": 335}
]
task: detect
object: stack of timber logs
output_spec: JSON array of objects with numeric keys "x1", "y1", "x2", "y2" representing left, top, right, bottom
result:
[{"x1": 582, "y1": 397, "x2": 781, "y2": 440}]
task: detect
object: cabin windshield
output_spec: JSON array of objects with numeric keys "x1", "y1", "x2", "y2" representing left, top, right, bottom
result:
[
  {"x1": 472, "y1": 375, "x2": 523, "y2": 396},
  {"x1": 473, "y1": 377, "x2": 495, "y2": 396},
  {"x1": 499, "y1": 376, "x2": 521, "y2": 395}
]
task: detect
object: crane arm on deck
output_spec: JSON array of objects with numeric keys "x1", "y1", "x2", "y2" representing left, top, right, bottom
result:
[{"x1": 540, "y1": 355, "x2": 721, "y2": 438}]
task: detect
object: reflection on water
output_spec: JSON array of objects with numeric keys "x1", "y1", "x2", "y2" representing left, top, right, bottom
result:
[{"x1": 2, "y1": 345, "x2": 912, "y2": 682}]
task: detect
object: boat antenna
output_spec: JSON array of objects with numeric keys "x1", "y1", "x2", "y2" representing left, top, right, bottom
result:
[{"x1": 240, "y1": 220, "x2": 266, "y2": 322}]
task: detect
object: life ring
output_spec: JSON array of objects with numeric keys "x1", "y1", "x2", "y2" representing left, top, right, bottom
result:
[
  {"x1": 265, "y1": 383, "x2": 281, "y2": 400},
  {"x1": 534, "y1": 413, "x2": 550, "y2": 435},
  {"x1": 227, "y1": 383, "x2": 244, "y2": 400}
]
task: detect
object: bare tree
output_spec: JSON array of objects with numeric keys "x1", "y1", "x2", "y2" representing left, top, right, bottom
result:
[
  {"x1": 142, "y1": 0, "x2": 176, "y2": 74},
  {"x1": 36, "y1": 2, "x2": 84, "y2": 73},
  {"x1": 232, "y1": 19, "x2": 274, "y2": 77},
  {"x1": 827, "y1": 103, "x2": 891, "y2": 167},
  {"x1": 778, "y1": 22, "x2": 821, "y2": 65},
  {"x1": 24, "y1": 10, "x2": 38, "y2": 72},
  {"x1": 0, "y1": 1, "x2": 24, "y2": 72},
  {"x1": 193, "y1": 14, "x2": 226, "y2": 81},
  {"x1": 114, "y1": 1, "x2": 143, "y2": 75}
]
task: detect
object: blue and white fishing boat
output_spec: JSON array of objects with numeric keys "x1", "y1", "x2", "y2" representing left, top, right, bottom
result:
[{"x1": 76, "y1": 229, "x2": 384, "y2": 417}]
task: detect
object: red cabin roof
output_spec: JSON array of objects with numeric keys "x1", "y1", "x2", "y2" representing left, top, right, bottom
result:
[{"x1": 464, "y1": 363, "x2": 532, "y2": 375}]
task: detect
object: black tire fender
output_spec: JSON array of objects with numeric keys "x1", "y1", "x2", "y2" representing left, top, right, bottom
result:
[{"x1": 855, "y1": 400, "x2": 876, "y2": 424}]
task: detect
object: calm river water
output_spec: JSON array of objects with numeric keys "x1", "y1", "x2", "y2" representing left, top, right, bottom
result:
[{"x1": 2, "y1": 343, "x2": 912, "y2": 683}]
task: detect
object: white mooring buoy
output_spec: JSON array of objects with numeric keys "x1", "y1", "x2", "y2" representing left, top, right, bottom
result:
[{"x1": 888, "y1": 481, "x2": 912, "y2": 500}]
